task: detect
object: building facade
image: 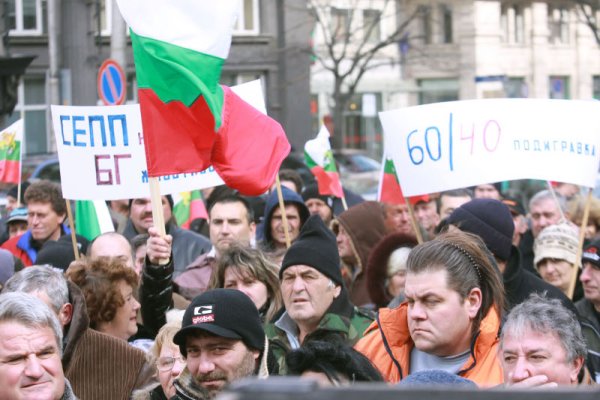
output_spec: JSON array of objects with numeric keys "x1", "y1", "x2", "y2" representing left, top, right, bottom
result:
[
  {"x1": 311, "y1": 0, "x2": 600, "y2": 158},
  {"x1": 5, "y1": 0, "x2": 312, "y2": 156}
]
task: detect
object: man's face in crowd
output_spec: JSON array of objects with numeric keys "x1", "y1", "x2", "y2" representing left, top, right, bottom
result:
[
  {"x1": 134, "y1": 244, "x2": 146, "y2": 277},
  {"x1": 500, "y1": 328, "x2": 583, "y2": 386},
  {"x1": 6, "y1": 196, "x2": 19, "y2": 213},
  {"x1": 209, "y1": 201, "x2": 255, "y2": 254},
  {"x1": 335, "y1": 225, "x2": 355, "y2": 265},
  {"x1": 305, "y1": 198, "x2": 332, "y2": 225},
  {"x1": 0, "y1": 321, "x2": 65, "y2": 400},
  {"x1": 580, "y1": 261, "x2": 600, "y2": 309},
  {"x1": 130, "y1": 196, "x2": 172, "y2": 234},
  {"x1": 27, "y1": 202, "x2": 65, "y2": 243},
  {"x1": 439, "y1": 195, "x2": 471, "y2": 220},
  {"x1": 185, "y1": 333, "x2": 258, "y2": 398},
  {"x1": 530, "y1": 198, "x2": 562, "y2": 238},
  {"x1": 474, "y1": 184, "x2": 501, "y2": 200},
  {"x1": 383, "y1": 203, "x2": 412, "y2": 234},
  {"x1": 413, "y1": 201, "x2": 440, "y2": 233},
  {"x1": 270, "y1": 205, "x2": 301, "y2": 248},
  {"x1": 89, "y1": 234, "x2": 135, "y2": 271},
  {"x1": 405, "y1": 269, "x2": 480, "y2": 357},
  {"x1": 537, "y1": 258, "x2": 573, "y2": 294},
  {"x1": 281, "y1": 265, "x2": 341, "y2": 332}
]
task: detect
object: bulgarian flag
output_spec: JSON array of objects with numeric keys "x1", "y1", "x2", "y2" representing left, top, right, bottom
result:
[
  {"x1": 304, "y1": 125, "x2": 344, "y2": 198},
  {"x1": 0, "y1": 119, "x2": 23, "y2": 184},
  {"x1": 115, "y1": 1, "x2": 290, "y2": 196},
  {"x1": 74, "y1": 200, "x2": 115, "y2": 241},
  {"x1": 173, "y1": 190, "x2": 208, "y2": 230},
  {"x1": 378, "y1": 156, "x2": 430, "y2": 205}
]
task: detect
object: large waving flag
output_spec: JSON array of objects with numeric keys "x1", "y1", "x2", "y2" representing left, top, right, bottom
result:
[
  {"x1": 304, "y1": 125, "x2": 344, "y2": 198},
  {"x1": 172, "y1": 190, "x2": 208, "y2": 230},
  {"x1": 0, "y1": 119, "x2": 23, "y2": 184},
  {"x1": 115, "y1": 1, "x2": 290, "y2": 195},
  {"x1": 75, "y1": 200, "x2": 115, "y2": 241}
]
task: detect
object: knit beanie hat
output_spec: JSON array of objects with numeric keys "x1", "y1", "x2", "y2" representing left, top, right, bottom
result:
[
  {"x1": 174, "y1": 289, "x2": 265, "y2": 356},
  {"x1": 582, "y1": 239, "x2": 600, "y2": 268},
  {"x1": 534, "y1": 223, "x2": 580, "y2": 268},
  {"x1": 280, "y1": 214, "x2": 342, "y2": 286},
  {"x1": 447, "y1": 199, "x2": 514, "y2": 261},
  {"x1": 301, "y1": 184, "x2": 334, "y2": 211}
]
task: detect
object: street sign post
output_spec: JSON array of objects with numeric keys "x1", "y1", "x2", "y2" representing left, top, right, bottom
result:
[{"x1": 97, "y1": 59, "x2": 126, "y2": 106}]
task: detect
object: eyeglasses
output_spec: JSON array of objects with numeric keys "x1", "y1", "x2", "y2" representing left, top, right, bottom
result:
[{"x1": 156, "y1": 356, "x2": 185, "y2": 372}]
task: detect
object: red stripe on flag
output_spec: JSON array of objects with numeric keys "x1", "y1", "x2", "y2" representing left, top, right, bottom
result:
[
  {"x1": 0, "y1": 159, "x2": 20, "y2": 183},
  {"x1": 311, "y1": 166, "x2": 344, "y2": 198},
  {"x1": 380, "y1": 172, "x2": 404, "y2": 205},
  {"x1": 139, "y1": 88, "x2": 217, "y2": 177}
]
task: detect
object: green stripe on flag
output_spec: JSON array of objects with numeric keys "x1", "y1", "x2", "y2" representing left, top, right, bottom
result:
[{"x1": 131, "y1": 31, "x2": 225, "y2": 129}]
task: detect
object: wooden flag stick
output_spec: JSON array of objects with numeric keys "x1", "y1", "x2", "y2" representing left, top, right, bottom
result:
[
  {"x1": 65, "y1": 200, "x2": 80, "y2": 261},
  {"x1": 16, "y1": 181, "x2": 21, "y2": 209},
  {"x1": 275, "y1": 174, "x2": 291, "y2": 249},
  {"x1": 546, "y1": 180, "x2": 566, "y2": 221},
  {"x1": 149, "y1": 177, "x2": 168, "y2": 265},
  {"x1": 340, "y1": 194, "x2": 348, "y2": 211},
  {"x1": 567, "y1": 187, "x2": 592, "y2": 299},
  {"x1": 404, "y1": 197, "x2": 423, "y2": 244}
]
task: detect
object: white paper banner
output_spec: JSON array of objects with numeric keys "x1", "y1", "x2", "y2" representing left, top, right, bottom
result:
[
  {"x1": 380, "y1": 99, "x2": 600, "y2": 196},
  {"x1": 51, "y1": 80, "x2": 266, "y2": 200}
]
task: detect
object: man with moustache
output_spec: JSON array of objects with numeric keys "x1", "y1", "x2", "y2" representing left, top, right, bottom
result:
[{"x1": 171, "y1": 289, "x2": 269, "y2": 399}]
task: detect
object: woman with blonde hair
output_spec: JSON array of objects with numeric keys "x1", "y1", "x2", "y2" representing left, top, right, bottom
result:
[
  {"x1": 210, "y1": 244, "x2": 283, "y2": 322},
  {"x1": 133, "y1": 321, "x2": 185, "y2": 399}
]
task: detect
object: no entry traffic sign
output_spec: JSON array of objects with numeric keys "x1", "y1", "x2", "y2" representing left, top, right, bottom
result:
[{"x1": 97, "y1": 59, "x2": 126, "y2": 105}]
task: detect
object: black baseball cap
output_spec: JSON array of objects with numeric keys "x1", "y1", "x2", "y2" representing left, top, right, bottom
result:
[{"x1": 173, "y1": 289, "x2": 265, "y2": 356}]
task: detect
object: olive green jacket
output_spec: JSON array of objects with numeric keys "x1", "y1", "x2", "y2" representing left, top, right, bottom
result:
[{"x1": 265, "y1": 307, "x2": 374, "y2": 375}]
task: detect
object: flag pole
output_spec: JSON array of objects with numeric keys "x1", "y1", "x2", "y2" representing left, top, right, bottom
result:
[
  {"x1": 149, "y1": 177, "x2": 168, "y2": 265},
  {"x1": 567, "y1": 187, "x2": 592, "y2": 299},
  {"x1": 546, "y1": 180, "x2": 566, "y2": 221},
  {"x1": 65, "y1": 200, "x2": 80, "y2": 261},
  {"x1": 16, "y1": 127, "x2": 23, "y2": 207},
  {"x1": 404, "y1": 196, "x2": 423, "y2": 244},
  {"x1": 275, "y1": 174, "x2": 291, "y2": 249},
  {"x1": 340, "y1": 195, "x2": 348, "y2": 211}
]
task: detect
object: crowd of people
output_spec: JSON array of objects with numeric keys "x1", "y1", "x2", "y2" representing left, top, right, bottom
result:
[{"x1": 0, "y1": 174, "x2": 598, "y2": 399}]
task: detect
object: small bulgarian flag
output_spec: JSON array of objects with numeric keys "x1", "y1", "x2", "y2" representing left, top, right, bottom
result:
[
  {"x1": 74, "y1": 200, "x2": 115, "y2": 241},
  {"x1": 0, "y1": 119, "x2": 23, "y2": 184},
  {"x1": 378, "y1": 156, "x2": 430, "y2": 205},
  {"x1": 115, "y1": 1, "x2": 290, "y2": 196},
  {"x1": 304, "y1": 125, "x2": 344, "y2": 198},
  {"x1": 172, "y1": 190, "x2": 208, "y2": 230}
]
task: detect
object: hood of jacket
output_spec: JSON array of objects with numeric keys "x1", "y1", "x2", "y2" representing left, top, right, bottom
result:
[
  {"x1": 366, "y1": 232, "x2": 418, "y2": 308},
  {"x1": 262, "y1": 186, "x2": 309, "y2": 246},
  {"x1": 332, "y1": 201, "x2": 386, "y2": 273}
]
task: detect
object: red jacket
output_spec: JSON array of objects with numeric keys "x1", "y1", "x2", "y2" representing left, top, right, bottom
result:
[
  {"x1": 355, "y1": 302, "x2": 504, "y2": 387},
  {"x1": 1, "y1": 233, "x2": 33, "y2": 266}
]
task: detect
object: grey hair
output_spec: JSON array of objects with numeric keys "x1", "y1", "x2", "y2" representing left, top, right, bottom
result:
[
  {"x1": 3, "y1": 265, "x2": 69, "y2": 313},
  {"x1": 0, "y1": 292, "x2": 63, "y2": 355},
  {"x1": 501, "y1": 293, "x2": 586, "y2": 363},
  {"x1": 529, "y1": 189, "x2": 567, "y2": 214}
]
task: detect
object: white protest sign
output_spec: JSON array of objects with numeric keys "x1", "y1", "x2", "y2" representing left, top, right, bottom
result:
[
  {"x1": 51, "y1": 80, "x2": 266, "y2": 200},
  {"x1": 380, "y1": 99, "x2": 600, "y2": 196}
]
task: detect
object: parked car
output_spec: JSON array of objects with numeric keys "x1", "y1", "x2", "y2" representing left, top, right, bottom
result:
[
  {"x1": 22, "y1": 153, "x2": 60, "y2": 184},
  {"x1": 333, "y1": 149, "x2": 381, "y2": 200}
]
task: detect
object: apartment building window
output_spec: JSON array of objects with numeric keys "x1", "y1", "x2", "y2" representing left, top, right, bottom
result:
[
  {"x1": 6, "y1": 75, "x2": 48, "y2": 154},
  {"x1": 504, "y1": 77, "x2": 528, "y2": 98},
  {"x1": 221, "y1": 72, "x2": 264, "y2": 87},
  {"x1": 440, "y1": 4, "x2": 453, "y2": 43},
  {"x1": 418, "y1": 5, "x2": 432, "y2": 44},
  {"x1": 549, "y1": 76, "x2": 570, "y2": 99},
  {"x1": 418, "y1": 78, "x2": 459, "y2": 104},
  {"x1": 8, "y1": 0, "x2": 46, "y2": 35},
  {"x1": 548, "y1": 6, "x2": 570, "y2": 44},
  {"x1": 234, "y1": 0, "x2": 259, "y2": 35},
  {"x1": 363, "y1": 9, "x2": 381, "y2": 43},
  {"x1": 501, "y1": 4, "x2": 524, "y2": 44},
  {"x1": 331, "y1": 7, "x2": 352, "y2": 40},
  {"x1": 594, "y1": 76, "x2": 600, "y2": 100}
]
